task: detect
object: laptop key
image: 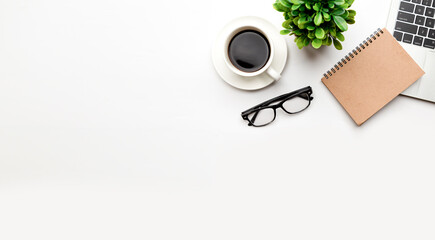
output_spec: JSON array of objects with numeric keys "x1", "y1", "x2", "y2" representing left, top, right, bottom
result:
[
  {"x1": 416, "y1": 15, "x2": 426, "y2": 24},
  {"x1": 394, "y1": 31, "x2": 404, "y2": 41},
  {"x1": 426, "y1": 17, "x2": 435, "y2": 27},
  {"x1": 398, "y1": 11, "x2": 416, "y2": 22},
  {"x1": 419, "y1": 26, "x2": 429, "y2": 36},
  {"x1": 412, "y1": 0, "x2": 422, "y2": 3},
  {"x1": 400, "y1": 1, "x2": 415, "y2": 12},
  {"x1": 425, "y1": 7, "x2": 435, "y2": 17},
  {"x1": 403, "y1": 33, "x2": 414, "y2": 43},
  {"x1": 423, "y1": 0, "x2": 432, "y2": 6},
  {"x1": 424, "y1": 38, "x2": 435, "y2": 48},
  {"x1": 414, "y1": 36, "x2": 424, "y2": 45},
  {"x1": 429, "y1": 29, "x2": 435, "y2": 38},
  {"x1": 415, "y1": 5, "x2": 425, "y2": 15},
  {"x1": 395, "y1": 21, "x2": 419, "y2": 34}
]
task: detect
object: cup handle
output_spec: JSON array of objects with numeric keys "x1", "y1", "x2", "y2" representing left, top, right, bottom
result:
[{"x1": 266, "y1": 67, "x2": 281, "y2": 81}]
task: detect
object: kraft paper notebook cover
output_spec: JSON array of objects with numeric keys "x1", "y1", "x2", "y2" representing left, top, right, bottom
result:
[{"x1": 321, "y1": 28, "x2": 425, "y2": 126}]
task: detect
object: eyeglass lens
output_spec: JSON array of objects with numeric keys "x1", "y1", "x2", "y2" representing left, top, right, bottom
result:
[
  {"x1": 282, "y1": 93, "x2": 310, "y2": 114},
  {"x1": 247, "y1": 107, "x2": 276, "y2": 127}
]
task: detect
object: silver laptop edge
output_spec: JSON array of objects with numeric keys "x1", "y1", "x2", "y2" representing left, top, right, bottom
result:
[{"x1": 386, "y1": 0, "x2": 435, "y2": 102}]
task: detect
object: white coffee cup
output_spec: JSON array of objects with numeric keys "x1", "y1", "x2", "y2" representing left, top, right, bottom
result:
[{"x1": 223, "y1": 26, "x2": 281, "y2": 81}]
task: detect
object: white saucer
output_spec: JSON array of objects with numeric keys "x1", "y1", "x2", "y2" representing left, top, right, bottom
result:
[{"x1": 212, "y1": 16, "x2": 288, "y2": 91}]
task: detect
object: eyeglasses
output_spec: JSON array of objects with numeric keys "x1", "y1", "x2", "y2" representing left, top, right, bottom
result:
[{"x1": 241, "y1": 86, "x2": 313, "y2": 127}]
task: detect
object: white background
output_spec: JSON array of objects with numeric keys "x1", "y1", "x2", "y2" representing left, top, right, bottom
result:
[{"x1": 1, "y1": 0, "x2": 435, "y2": 239}]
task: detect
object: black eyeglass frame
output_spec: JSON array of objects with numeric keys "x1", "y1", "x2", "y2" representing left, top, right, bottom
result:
[{"x1": 241, "y1": 86, "x2": 313, "y2": 127}]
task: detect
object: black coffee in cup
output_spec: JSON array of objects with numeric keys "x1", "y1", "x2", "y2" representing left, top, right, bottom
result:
[{"x1": 228, "y1": 30, "x2": 271, "y2": 73}]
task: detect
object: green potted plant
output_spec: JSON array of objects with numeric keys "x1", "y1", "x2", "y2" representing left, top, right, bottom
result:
[{"x1": 273, "y1": 0, "x2": 356, "y2": 50}]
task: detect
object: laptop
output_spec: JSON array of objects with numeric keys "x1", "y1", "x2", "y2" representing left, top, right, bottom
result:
[{"x1": 387, "y1": 0, "x2": 435, "y2": 102}]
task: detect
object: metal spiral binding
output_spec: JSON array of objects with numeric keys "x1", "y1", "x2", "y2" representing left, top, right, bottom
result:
[{"x1": 323, "y1": 28, "x2": 384, "y2": 79}]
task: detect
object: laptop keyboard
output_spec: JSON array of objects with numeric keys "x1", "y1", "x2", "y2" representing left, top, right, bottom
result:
[{"x1": 394, "y1": 0, "x2": 435, "y2": 49}]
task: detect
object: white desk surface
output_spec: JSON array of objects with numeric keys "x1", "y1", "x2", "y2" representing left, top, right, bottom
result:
[{"x1": 1, "y1": 0, "x2": 435, "y2": 239}]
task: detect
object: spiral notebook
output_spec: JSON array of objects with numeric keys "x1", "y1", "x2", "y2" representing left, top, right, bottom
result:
[{"x1": 322, "y1": 28, "x2": 425, "y2": 126}]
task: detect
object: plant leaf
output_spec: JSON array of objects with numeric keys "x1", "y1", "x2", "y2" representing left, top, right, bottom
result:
[
  {"x1": 298, "y1": 16, "x2": 309, "y2": 25},
  {"x1": 323, "y1": 12, "x2": 331, "y2": 21},
  {"x1": 293, "y1": 29, "x2": 303, "y2": 35},
  {"x1": 333, "y1": 38, "x2": 343, "y2": 50},
  {"x1": 273, "y1": 3, "x2": 289, "y2": 12},
  {"x1": 347, "y1": 19, "x2": 356, "y2": 24},
  {"x1": 307, "y1": 25, "x2": 316, "y2": 30},
  {"x1": 292, "y1": 4, "x2": 301, "y2": 10},
  {"x1": 282, "y1": 19, "x2": 292, "y2": 29},
  {"x1": 330, "y1": 26, "x2": 337, "y2": 36},
  {"x1": 312, "y1": 38, "x2": 322, "y2": 49},
  {"x1": 303, "y1": 37, "x2": 310, "y2": 46},
  {"x1": 315, "y1": 28, "x2": 325, "y2": 39},
  {"x1": 296, "y1": 37, "x2": 305, "y2": 49},
  {"x1": 305, "y1": 3, "x2": 311, "y2": 9},
  {"x1": 333, "y1": 15, "x2": 348, "y2": 31},
  {"x1": 308, "y1": 31, "x2": 315, "y2": 39},
  {"x1": 348, "y1": 10, "x2": 356, "y2": 17},
  {"x1": 336, "y1": 32, "x2": 345, "y2": 41},
  {"x1": 293, "y1": 16, "x2": 300, "y2": 25},
  {"x1": 280, "y1": 30, "x2": 291, "y2": 35},
  {"x1": 341, "y1": 10, "x2": 349, "y2": 18},
  {"x1": 279, "y1": 0, "x2": 292, "y2": 8},
  {"x1": 314, "y1": 13, "x2": 323, "y2": 26},
  {"x1": 331, "y1": 8, "x2": 345, "y2": 16},
  {"x1": 334, "y1": 0, "x2": 345, "y2": 6}
]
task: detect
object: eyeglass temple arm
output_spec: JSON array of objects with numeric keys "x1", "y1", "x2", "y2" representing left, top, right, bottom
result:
[
  {"x1": 299, "y1": 95, "x2": 314, "y2": 101},
  {"x1": 244, "y1": 86, "x2": 313, "y2": 112}
]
